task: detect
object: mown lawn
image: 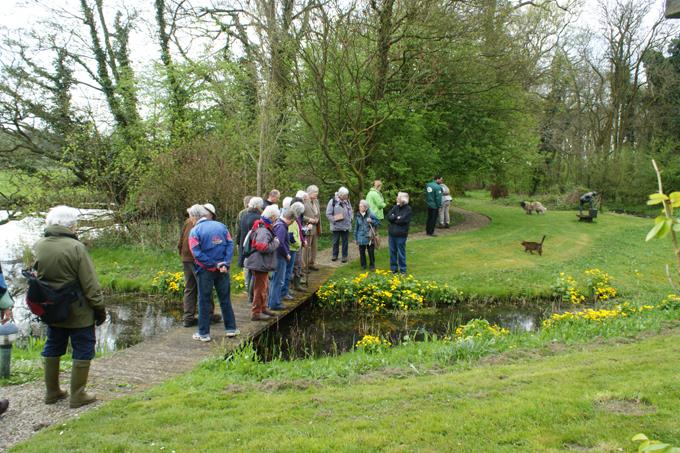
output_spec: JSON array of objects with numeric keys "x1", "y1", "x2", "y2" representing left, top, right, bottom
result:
[
  {"x1": 11, "y1": 326, "x2": 680, "y2": 452},
  {"x1": 334, "y1": 192, "x2": 674, "y2": 302}
]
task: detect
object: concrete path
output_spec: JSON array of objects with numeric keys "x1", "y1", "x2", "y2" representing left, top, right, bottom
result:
[{"x1": 0, "y1": 207, "x2": 488, "y2": 451}]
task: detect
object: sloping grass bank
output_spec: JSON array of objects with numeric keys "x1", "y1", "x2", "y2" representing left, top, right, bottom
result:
[
  {"x1": 334, "y1": 192, "x2": 674, "y2": 302},
  {"x1": 12, "y1": 322, "x2": 680, "y2": 452}
]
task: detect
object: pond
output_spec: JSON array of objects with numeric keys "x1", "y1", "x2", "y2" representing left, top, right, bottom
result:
[{"x1": 253, "y1": 296, "x2": 563, "y2": 361}]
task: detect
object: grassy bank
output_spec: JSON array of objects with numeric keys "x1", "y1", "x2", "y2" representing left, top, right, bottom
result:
[
  {"x1": 12, "y1": 318, "x2": 680, "y2": 451},
  {"x1": 333, "y1": 191, "x2": 673, "y2": 302}
]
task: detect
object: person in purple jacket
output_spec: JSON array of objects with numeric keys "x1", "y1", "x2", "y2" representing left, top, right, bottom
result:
[
  {"x1": 268, "y1": 208, "x2": 295, "y2": 311},
  {"x1": 187, "y1": 204, "x2": 238, "y2": 342}
]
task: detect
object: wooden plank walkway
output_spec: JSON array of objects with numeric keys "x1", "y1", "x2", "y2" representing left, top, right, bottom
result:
[{"x1": 0, "y1": 207, "x2": 489, "y2": 450}]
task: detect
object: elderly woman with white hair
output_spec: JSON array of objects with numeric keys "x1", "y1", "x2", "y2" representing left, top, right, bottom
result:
[
  {"x1": 281, "y1": 201, "x2": 306, "y2": 299},
  {"x1": 245, "y1": 204, "x2": 281, "y2": 320},
  {"x1": 326, "y1": 186, "x2": 353, "y2": 263},
  {"x1": 387, "y1": 192, "x2": 412, "y2": 274},
  {"x1": 354, "y1": 199, "x2": 380, "y2": 271},
  {"x1": 34, "y1": 205, "x2": 106, "y2": 408},
  {"x1": 303, "y1": 185, "x2": 321, "y2": 271}
]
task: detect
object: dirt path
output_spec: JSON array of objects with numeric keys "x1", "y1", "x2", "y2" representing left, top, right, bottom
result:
[
  {"x1": 0, "y1": 207, "x2": 488, "y2": 451},
  {"x1": 315, "y1": 207, "x2": 490, "y2": 267}
]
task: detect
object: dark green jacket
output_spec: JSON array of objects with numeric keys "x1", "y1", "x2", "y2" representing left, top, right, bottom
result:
[
  {"x1": 425, "y1": 180, "x2": 443, "y2": 209},
  {"x1": 34, "y1": 225, "x2": 104, "y2": 328}
]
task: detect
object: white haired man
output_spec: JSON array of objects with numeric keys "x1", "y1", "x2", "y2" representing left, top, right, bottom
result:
[
  {"x1": 34, "y1": 205, "x2": 106, "y2": 408},
  {"x1": 188, "y1": 204, "x2": 238, "y2": 342}
]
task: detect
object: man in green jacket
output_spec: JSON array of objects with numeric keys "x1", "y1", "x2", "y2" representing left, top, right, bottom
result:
[
  {"x1": 366, "y1": 180, "x2": 387, "y2": 224},
  {"x1": 34, "y1": 206, "x2": 106, "y2": 408},
  {"x1": 425, "y1": 176, "x2": 443, "y2": 236}
]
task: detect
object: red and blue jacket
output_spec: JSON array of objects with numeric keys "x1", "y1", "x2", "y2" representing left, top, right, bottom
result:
[{"x1": 189, "y1": 218, "x2": 234, "y2": 272}]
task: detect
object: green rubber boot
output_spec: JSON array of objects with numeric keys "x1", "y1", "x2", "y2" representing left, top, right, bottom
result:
[
  {"x1": 44, "y1": 356, "x2": 68, "y2": 404},
  {"x1": 69, "y1": 360, "x2": 96, "y2": 409}
]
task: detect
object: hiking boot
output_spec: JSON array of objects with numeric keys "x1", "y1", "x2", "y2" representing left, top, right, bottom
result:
[
  {"x1": 293, "y1": 276, "x2": 304, "y2": 291},
  {"x1": 183, "y1": 318, "x2": 197, "y2": 328},
  {"x1": 251, "y1": 313, "x2": 272, "y2": 321},
  {"x1": 0, "y1": 398, "x2": 8, "y2": 416},
  {"x1": 192, "y1": 333, "x2": 212, "y2": 342},
  {"x1": 44, "y1": 356, "x2": 68, "y2": 404},
  {"x1": 331, "y1": 256, "x2": 338, "y2": 262},
  {"x1": 69, "y1": 360, "x2": 96, "y2": 409},
  {"x1": 263, "y1": 309, "x2": 278, "y2": 317},
  {"x1": 445, "y1": 223, "x2": 450, "y2": 228},
  {"x1": 284, "y1": 294, "x2": 294, "y2": 300},
  {"x1": 341, "y1": 258, "x2": 348, "y2": 263},
  {"x1": 211, "y1": 314, "x2": 222, "y2": 324},
  {"x1": 369, "y1": 265, "x2": 376, "y2": 271},
  {"x1": 225, "y1": 329, "x2": 241, "y2": 337}
]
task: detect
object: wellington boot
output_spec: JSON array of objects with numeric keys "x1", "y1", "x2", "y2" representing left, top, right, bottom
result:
[
  {"x1": 69, "y1": 360, "x2": 97, "y2": 409},
  {"x1": 293, "y1": 276, "x2": 304, "y2": 291},
  {"x1": 44, "y1": 356, "x2": 68, "y2": 404}
]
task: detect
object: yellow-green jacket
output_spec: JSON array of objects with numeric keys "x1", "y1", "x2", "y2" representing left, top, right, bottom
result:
[{"x1": 34, "y1": 225, "x2": 104, "y2": 328}]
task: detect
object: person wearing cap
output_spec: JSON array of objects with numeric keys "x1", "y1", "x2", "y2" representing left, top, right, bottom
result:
[
  {"x1": 188, "y1": 204, "x2": 239, "y2": 342},
  {"x1": 178, "y1": 204, "x2": 220, "y2": 327}
]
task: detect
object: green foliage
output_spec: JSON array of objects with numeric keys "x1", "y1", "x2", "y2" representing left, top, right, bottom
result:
[{"x1": 632, "y1": 433, "x2": 680, "y2": 453}]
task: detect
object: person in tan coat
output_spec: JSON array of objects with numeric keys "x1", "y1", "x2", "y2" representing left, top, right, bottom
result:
[{"x1": 303, "y1": 185, "x2": 321, "y2": 271}]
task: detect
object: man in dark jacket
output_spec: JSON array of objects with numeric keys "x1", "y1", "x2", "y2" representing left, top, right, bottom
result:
[
  {"x1": 0, "y1": 263, "x2": 13, "y2": 415},
  {"x1": 188, "y1": 205, "x2": 238, "y2": 342},
  {"x1": 387, "y1": 193, "x2": 412, "y2": 274},
  {"x1": 425, "y1": 176, "x2": 443, "y2": 236},
  {"x1": 237, "y1": 197, "x2": 264, "y2": 306},
  {"x1": 34, "y1": 206, "x2": 106, "y2": 409}
]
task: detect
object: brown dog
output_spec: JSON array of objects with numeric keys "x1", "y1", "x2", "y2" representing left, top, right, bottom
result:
[{"x1": 520, "y1": 201, "x2": 547, "y2": 215}]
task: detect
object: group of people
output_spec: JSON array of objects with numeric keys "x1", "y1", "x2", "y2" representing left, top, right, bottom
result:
[{"x1": 176, "y1": 176, "x2": 456, "y2": 342}]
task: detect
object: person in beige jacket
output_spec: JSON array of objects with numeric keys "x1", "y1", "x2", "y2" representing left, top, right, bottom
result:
[{"x1": 303, "y1": 185, "x2": 321, "y2": 270}]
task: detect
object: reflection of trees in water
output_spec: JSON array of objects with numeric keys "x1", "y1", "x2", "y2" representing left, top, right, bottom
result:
[{"x1": 256, "y1": 304, "x2": 547, "y2": 361}]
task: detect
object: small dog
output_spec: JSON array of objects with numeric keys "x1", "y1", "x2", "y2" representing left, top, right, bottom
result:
[
  {"x1": 520, "y1": 201, "x2": 547, "y2": 215},
  {"x1": 521, "y1": 236, "x2": 546, "y2": 256}
]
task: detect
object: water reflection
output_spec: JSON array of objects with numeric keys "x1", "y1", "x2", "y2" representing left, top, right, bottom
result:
[{"x1": 255, "y1": 302, "x2": 555, "y2": 361}]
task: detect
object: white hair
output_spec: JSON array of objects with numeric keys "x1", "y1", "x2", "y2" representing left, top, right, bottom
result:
[
  {"x1": 282, "y1": 208, "x2": 297, "y2": 221},
  {"x1": 262, "y1": 204, "x2": 280, "y2": 220},
  {"x1": 295, "y1": 190, "x2": 308, "y2": 200},
  {"x1": 46, "y1": 205, "x2": 79, "y2": 228},
  {"x1": 338, "y1": 187, "x2": 349, "y2": 196},
  {"x1": 397, "y1": 192, "x2": 410, "y2": 205},
  {"x1": 290, "y1": 201, "x2": 305, "y2": 217},
  {"x1": 306, "y1": 185, "x2": 319, "y2": 194},
  {"x1": 282, "y1": 197, "x2": 293, "y2": 209},
  {"x1": 187, "y1": 204, "x2": 209, "y2": 218},
  {"x1": 359, "y1": 199, "x2": 369, "y2": 209},
  {"x1": 248, "y1": 197, "x2": 264, "y2": 210}
]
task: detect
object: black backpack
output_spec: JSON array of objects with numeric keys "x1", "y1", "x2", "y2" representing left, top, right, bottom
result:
[{"x1": 22, "y1": 269, "x2": 82, "y2": 324}]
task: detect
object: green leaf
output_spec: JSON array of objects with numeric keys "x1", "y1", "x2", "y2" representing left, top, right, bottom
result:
[
  {"x1": 673, "y1": 222, "x2": 680, "y2": 232},
  {"x1": 633, "y1": 434, "x2": 650, "y2": 442},
  {"x1": 648, "y1": 193, "x2": 669, "y2": 205},
  {"x1": 641, "y1": 444, "x2": 670, "y2": 452},
  {"x1": 650, "y1": 193, "x2": 670, "y2": 201},
  {"x1": 655, "y1": 215, "x2": 667, "y2": 224},
  {"x1": 647, "y1": 221, "x2": 666, "y2": 241},
  {"x1": 669, "y1": 192, "x2": 680, "y2": 201}
]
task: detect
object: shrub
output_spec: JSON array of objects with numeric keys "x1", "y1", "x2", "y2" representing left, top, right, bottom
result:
[
  {"x1": 152, "y1": 271, "x2": 185, "y2": 296},
  {"x1": 316, "y1": 270, "x2": 463, "y2": 313},
  {"x1": 453, "y1": 318, "x2": 509, "y2": 341}
]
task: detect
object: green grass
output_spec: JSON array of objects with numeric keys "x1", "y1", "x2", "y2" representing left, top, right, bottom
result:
[
  {"x1": 90, "y1": 246, "x2": 180, "y2": 293},
  {"x1": 333, "y1": 191, "x2": 674, "y2": 302},
  {"x1": 11, "y1": 322, "x2": 680, "y2": 452}
]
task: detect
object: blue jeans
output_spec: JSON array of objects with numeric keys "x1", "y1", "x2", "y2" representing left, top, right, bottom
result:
[
  {"x1": 281, "y1": 250, "x2": 297, "y2": 296},
  {"x1": 196, "y1": 270, "x2": 236, "y2": 335},
  {"x1": 42, "y1": 325, "x2": 96, "y2": 360},
  {"x1": 268, "y1": 255, "x2": 288, "y2": 309},
  {"x1": 389, "y1": 235, "x2": 407, "y2": 274}
]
